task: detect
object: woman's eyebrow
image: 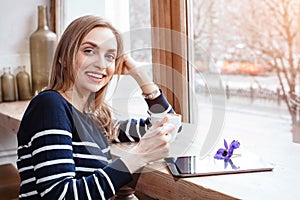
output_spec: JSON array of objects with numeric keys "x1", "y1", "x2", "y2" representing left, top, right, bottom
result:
[
  {"x1": 106, "y1": 49, "x2": 117, "y2": 53},
  {"x1": 81, "y1": 41, "x2": 117, "y2": 52},
  {"x1": 81, "y1": 41, "x2": 98, "y2": 47}
]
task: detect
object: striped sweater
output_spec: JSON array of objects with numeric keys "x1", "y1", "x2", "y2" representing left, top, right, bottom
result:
[{"x1": 17, "y1": 90, "x2": 174, "y2": 199}]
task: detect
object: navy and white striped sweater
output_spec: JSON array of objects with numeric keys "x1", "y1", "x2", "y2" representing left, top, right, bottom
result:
[{"x1": 17, "y1": 90, "x2": 174, "y2": 199}]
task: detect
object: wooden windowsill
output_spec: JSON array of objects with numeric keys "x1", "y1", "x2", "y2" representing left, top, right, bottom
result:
[{"x1": 112, "y1": 122, "x2": 300, "y2": 199}]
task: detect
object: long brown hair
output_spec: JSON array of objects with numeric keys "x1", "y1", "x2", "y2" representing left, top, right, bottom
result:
[{"x1": 49, "y1": 15, "x2": 124, "y2": 140}]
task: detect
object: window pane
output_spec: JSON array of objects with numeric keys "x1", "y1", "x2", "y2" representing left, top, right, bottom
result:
[
  {"x1": 189, "y1": 0, "x2": 297, "y2": 147},
  {"x1": 129, "y1": 0, "x2": 152, "y2": 63}
]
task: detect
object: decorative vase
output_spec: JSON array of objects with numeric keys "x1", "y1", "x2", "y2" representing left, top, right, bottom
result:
[
  {"x1": 29, "y1": 5, "x2": 57, "y2": 95},
  {"x1": 1, "y1": 67, "x2": 16, "y2": 102},
  {"x1": 16, "y1": 66, "x2": 32, "y2": 100}
]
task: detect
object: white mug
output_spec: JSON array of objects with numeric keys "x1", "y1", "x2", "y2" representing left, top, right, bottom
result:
[{"x1": 150, "y1": 113, "x2": 182, "y2": 142}]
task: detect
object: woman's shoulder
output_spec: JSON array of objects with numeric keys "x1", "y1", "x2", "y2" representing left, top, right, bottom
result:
[
  {"x1": 31, "y1": 89, "x2": 66, "y2": 106},
  {"x1": 34, "y1": 89, "x2": 62, "y2": 100},
  {"x1": 25, "y1": 89, "x2": 71, "y2": 115},
  {"x1": 18, "y1": 90, "x2": 73, "y2": 144}
]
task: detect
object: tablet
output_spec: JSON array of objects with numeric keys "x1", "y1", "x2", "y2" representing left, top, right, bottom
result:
[{"x1": 164, "y1": 152, "x2": 274, "y2": 177}]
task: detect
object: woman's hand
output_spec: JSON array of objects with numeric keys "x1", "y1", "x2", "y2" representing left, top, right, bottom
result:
[
  {"x1": 121, "y1": 55, "x2": 139, "y2": 75},
  {"x1": 121, "y1": 55, "x2": 160, "y2": 96},
  {"x1": 120, "y1": 116, "x2": 174, "y2": 173}
]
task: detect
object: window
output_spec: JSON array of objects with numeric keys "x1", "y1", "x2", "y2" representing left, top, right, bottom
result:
[
  {"x1": 150, "y1": 0, "x2": 299, "y2": 154},
  {"x1": 188, "y1": 0, "x2": 299, "y2": 151},
  {"x1": 53, "y1": 0, "x2": 298, "y2": 146},
  {"x1": 149, "y1": 0, "x2": 226, "y2": 155}
]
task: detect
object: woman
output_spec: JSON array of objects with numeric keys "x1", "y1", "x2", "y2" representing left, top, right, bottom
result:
[{"x1": 17, "y1": 15, "x2": 175, "y2": 199}]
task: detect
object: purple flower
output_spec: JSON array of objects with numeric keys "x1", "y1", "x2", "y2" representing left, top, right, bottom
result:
[
  {"x1": 214, "y1": 139, "x2": 240, "y2": 160},
  {"x1": 224, "y1": 159, "x2": 240, "y2": 170}
]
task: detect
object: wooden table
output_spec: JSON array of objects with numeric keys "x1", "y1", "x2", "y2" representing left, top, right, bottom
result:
[
  {"x1": 112, "y1": 120, "x2": 300, "y2": 200},
  {"x1": 112, "y1": 141, "x2": 237, "y2": 200},
  {"x1": 1, "y1": 101, "x2": 300, "y2": 199}
]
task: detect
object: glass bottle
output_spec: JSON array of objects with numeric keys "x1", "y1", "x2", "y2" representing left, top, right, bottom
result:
[
  {"x1": 16, "y1": 66, "x2": 32, "y2": 100},
  {"x1": 30, "y1": 5, "x2": 57, "y2": 95},
  {"x1": 1, "y1": 67, "x2": 16, "y2": 102}
]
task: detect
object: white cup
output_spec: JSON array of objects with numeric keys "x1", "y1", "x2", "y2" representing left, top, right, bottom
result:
[{"x1": 150, "y1": 113, "x2": 182, "y2": 142}]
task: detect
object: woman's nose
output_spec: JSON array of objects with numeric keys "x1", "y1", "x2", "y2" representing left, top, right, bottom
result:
[{"x1": 95, "y1": 56, "x2": 108, "y2": 69}]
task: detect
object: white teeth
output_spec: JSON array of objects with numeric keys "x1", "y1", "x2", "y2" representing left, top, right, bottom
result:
[{"x1": 87, "y1": 72, "x2": 103, "y2": 79}]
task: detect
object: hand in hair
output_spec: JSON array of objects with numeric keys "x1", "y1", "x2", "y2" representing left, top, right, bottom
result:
[{"x1": 122, "y1": 55, "x2": 159, "y2": 95}]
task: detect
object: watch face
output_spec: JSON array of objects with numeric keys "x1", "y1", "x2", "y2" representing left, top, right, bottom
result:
[
  {"x1": 146, "y1": 94, "x2": 153, "y2": 99},
  {"x1": 148, "y1": 94, "x2": 154, "y2": 99},
  {"x1": 143, "y1": 89, "x2": 159, "y2": 99}
]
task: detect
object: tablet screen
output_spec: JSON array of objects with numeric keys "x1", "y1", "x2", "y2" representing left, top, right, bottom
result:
[
  {"x1": 165, "y1": 152, "x2": 274, "y2": 177},
  {"x1": 174, "y1": 156, "x2": 197, "y2": 174}
]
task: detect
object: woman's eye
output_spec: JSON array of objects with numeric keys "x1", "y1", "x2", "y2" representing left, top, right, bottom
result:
[
  {"x1": 83, "y1": 49, "x2": 95, "y2": 54},
  {"x1": 106, "y1": 54, "x2": 115, "y2": 62}
]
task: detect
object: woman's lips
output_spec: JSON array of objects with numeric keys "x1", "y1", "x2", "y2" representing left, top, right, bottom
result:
[{"x1": 86, "y1": 72, "x2": 106, "y2": 82}]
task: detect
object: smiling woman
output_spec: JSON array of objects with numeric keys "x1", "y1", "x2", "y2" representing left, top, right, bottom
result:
[
  {"x1": 16, "y1": 15, "x2": 176, "y2": 199},
  {"x1": 72, "y1": 27, "x2": 118, "y2": 96}
]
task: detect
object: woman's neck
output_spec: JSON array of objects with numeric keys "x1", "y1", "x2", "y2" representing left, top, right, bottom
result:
[{"x1": 59, "y1": 89, "x2": 90, "y2": 112}]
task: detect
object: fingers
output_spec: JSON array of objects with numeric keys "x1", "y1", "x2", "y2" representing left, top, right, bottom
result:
[
  {"x1": 142, "y1": 124, "x2": 161, "y2": 139},
  {"x1": 142, "y1": 122, "x2": 174, "y2": 143},
  {"x1": 143, "y1": 118, "x2": 166, "y2": 138},
  {"x1": 159, "y1": 123, "x2": 175, "y2": 135},
  {"x1": 136, "y1": 135, "x2": 170, "y2": 158},
  {"x1": 146, "y1": 144, "x2": 170, "y2": 162},
  {"x1": 122, "y1": 55, "x2": 137, "y2": 74},
  {"x1": 149, "y1": 116, "x2": 169, "y2": 130},
  {"x1": 132, "y1": 123, "x2": 173, "y2": 165},
  {"x1": 146, "y1": 116, "x2": 173, "y2": 139}
]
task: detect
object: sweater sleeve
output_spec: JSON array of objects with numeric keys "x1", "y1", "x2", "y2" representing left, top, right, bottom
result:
[
  {"x1": 17, "y1": 91, "x2": 132, "y2": 200},
  {"x1": 114, "y1": 91, "x2": 175, "y2": 143}
]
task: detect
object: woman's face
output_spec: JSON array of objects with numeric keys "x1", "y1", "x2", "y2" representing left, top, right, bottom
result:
[{"x1": 74, "y1": 27, "x2": 117, "y2": 95}]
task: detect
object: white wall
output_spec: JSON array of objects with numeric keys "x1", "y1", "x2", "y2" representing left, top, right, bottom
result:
[
  {"x1": 104, "y1": 0, "x2": 130, "y2": 32},
  {"x1": 60, "y1": 0, "x2": 130, "y2": 33},
  {"x1": 60, "y1": 0, "x2": 106, "y2": 33},
  {"x1": 0, "y1": 0, "x2": 50, "y2": 75},
  {"x1": 0, "y1": 0, "x2": 130, "y2": 75}
]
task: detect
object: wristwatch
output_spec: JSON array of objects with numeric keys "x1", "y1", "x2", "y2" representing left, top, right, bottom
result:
[{"x1": 142, "y1": 88, "x2": 160, "y2": 100}]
